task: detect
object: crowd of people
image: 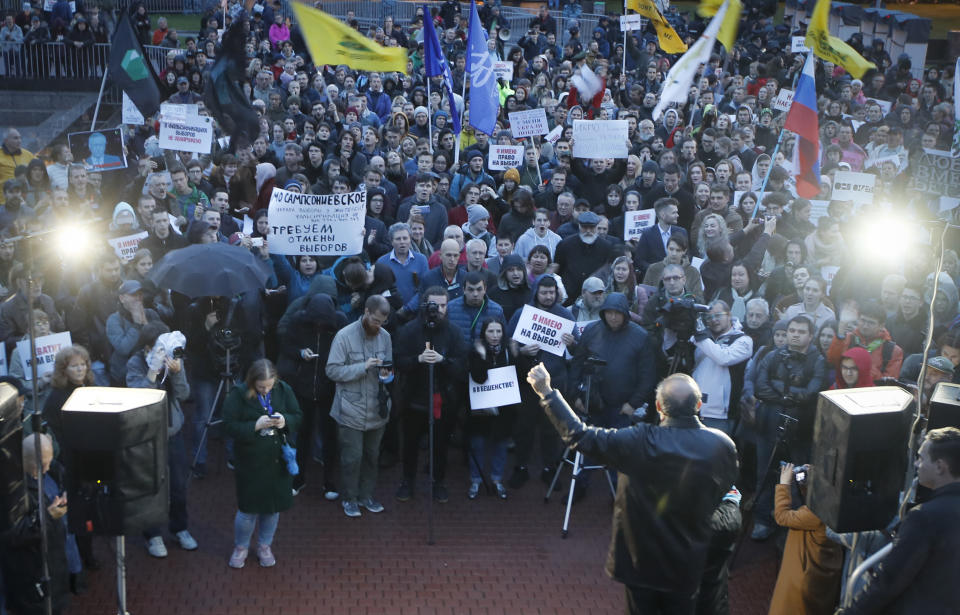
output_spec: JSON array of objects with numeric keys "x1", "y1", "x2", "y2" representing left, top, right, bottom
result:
[{"x1": 1, "y1": 0, "x2": 960, "y2": 613}]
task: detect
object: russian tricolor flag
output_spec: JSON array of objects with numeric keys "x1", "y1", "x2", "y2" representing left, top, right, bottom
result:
[{"x1": 784, "y1": 53, "x2": 821, "y2": 198}]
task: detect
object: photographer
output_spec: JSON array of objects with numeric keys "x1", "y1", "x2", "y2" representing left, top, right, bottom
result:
[
  {"x1": 751, "y1": 315, "x2": 825, "y2": 541},
  {"x1": 393, "y1": 287, "x2": 467, "y2": 503},
  {"x1": 641, "y1": 263, "x2": 702, "y2": 376},
  {"x1": 126, "y1": 321, "x2": 197, "y2": 558}
]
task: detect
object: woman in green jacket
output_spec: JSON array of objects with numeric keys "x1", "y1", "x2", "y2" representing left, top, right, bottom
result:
[{"x1": 223, "y1": 359, "x2": 302, "y2": 569}]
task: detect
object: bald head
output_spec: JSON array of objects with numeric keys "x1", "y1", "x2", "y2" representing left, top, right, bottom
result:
[
  {"x1": 22, "y1": 433, "x2": 53, "y2": 478},
  {"x1": 655, "y1": 373, "x2": 702, "y2": 417},
  {"x1": 443, "y1": 224, "x2": 464, "y2": 248}
]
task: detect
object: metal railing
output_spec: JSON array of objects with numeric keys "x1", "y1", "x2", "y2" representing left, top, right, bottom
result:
[{"x1": 0, "y1": 41, "x2": 110, "y2": 82}]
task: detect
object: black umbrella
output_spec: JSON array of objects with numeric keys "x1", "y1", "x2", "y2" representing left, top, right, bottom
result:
[{"x1": 148, "y1": 242, "x2": 273, "y2": 298}]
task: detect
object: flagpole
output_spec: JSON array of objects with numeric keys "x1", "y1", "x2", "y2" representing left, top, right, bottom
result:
[
  {"x1": 427, "y1": 78, "x2": 434, "y2": 155},
  {"x1": 456, "y1": 75, "x2": 466, "y2": 168},
  {"x1": 622, "y1": 0, "x2": 628, "y2": 79},
  {"x1": 751, "y1": 64, "x2": 804, "y2": 219},
  {"x1": 90, "y1": 67, "x2": 110, "y2": 131}
]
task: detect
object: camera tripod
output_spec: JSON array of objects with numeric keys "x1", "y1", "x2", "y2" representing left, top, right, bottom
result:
[
  {"x1": 543, "y1": 368, "x2": 616, "y2": 538},
  {"x1": 189, "y1": 345, "x2": 238, "y2": 479}
]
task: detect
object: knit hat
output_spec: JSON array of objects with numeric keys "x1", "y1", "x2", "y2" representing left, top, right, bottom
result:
[
  {"x1": 466, "y1": 149, "x2": 484, "y2": 163},
  {"x1": 503, "y1": 168, "x2": 520, "y2": 182},
  {"x1": 467, "y1": 205, "x2": 490, "y2": 227},
  {"x1": 414, "y1": 106, "x2": 429, "y2": 118}
]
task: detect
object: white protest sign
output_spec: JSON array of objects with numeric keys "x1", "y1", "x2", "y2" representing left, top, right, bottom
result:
[
  {"x1": 620, "y1": 14, "x2": 645, "y2": 31},
  {"x1": 623, "y1": 209, "x2": 656, "y2": 241},
  {"x1": 545, "y1": 124, "x2": 563, "y2": 145},
  {"x1": 572, "y1": 120, "x2": 629, "y2": 158},
  {"x1": 511, "y1": 304, "x2": 575, "y2": 357},
  {"x1": 468, "y1": 366, "x2": 522, "y2": 410},
  {"x1": 808, "y1": 200, "x2": 830, "y2": 225},
  {"x1": 243, "y1": 215, "x2": 254, "y2": 235},
  {"x1": 831, "y1": 171, "x2": 875, "y2": 205},
  {"x1": 791, "y1": 36, "x2": 810, "y2": 53},
  {"x1": 573, "y1": 319, "x2": 598, "y2": 337},
  {"x1": 107, "y1": 231, "x2": 149, "y2": 262},
  {"x1": 772, "y1": 88, "x2": 794, "y2": 112},
  {"x1": 492, "y1": 60, "x2": 513, "y2": 83},
  {"x1": 17, "y1": 332, "x2": 72, "y2": 380},
  {"x1": 160, "y1": 103, "x2": 198, "y2": 121},
  {"x1": 509, "y1": 108, "x2": 550, "y2": 139},
  {"x1": 122, "y1": 92, "x2": 146, "y2": 125},
  {"x1": 267, "y1": 188, "x2": 366, "y2": 256},
  {"x1": 488, "y1": 145, "x2": 525, "y2": 171},
  {"x1": 159, "y1": 114, "x2": 214, "y2": 155}
]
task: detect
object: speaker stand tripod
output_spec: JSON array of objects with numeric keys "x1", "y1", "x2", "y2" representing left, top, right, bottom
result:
[
  {"x1": 115, "y1": 536, "x2": 129, "y2": 615},
  {"x1": 190, "y1": 346, "x2": 237, "y2": 478}
]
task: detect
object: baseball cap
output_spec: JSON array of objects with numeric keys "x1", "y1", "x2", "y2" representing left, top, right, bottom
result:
[
  {"x1": 582, "y1": 277, "x2": 605, "y2": 293},
  {"x1": 927, "y1": 356, "x2": 955, "y2": 374},
  {"x1": 118, "y1": 279, "x2": 143, "y2": 295},
  {"x1": 177, "y1": 76, "x2": 189, "y2": 84}
]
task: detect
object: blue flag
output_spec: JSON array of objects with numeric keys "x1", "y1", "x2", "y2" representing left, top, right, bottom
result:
[
  {"x1": 466, "y1": 0, "x2": 498, "y2": 136},
  {"x1": 422, "y1": 6, "x2": 461, "y2": 136}
]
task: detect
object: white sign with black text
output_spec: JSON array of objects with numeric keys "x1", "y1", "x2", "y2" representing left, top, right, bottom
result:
[
  {"x1": 267, "y1": 188, "x2": 366, "y2": 256},
  {"x1": 623, "y1": 209, "x2": 656, "y2": 241},
  {"x1": 468, "y1": 366, "x2": 522, "y2": 411},
  {"x1": 488, "y1": 145, "x2": 525, "y2": 170},
  {"x1": 831, "y1": 171, "x2": 875, "y2": 205},
  {"x1": 508, "y1": 108, "x2": 550, "y2": 139},
  {"x1": 158, "y1": 114, "x2": 214, "y2": 155},
  {"x1": 572, "y1": 120, "x2": 629, "y2": 158},
  {"x1": 511, "y1": 305, "x2": 575, "y2": 357},
  {"x1": 17, "y1": 332, "x2": 72, "y2": 380}
]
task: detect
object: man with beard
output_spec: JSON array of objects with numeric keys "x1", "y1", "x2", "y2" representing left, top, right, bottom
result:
[
  {"x1": 572, "y1": 276, "x2": 606, "y2": 329},
  {"x1": 554, "y1": 211, "x2": 613, "y2": 304}
]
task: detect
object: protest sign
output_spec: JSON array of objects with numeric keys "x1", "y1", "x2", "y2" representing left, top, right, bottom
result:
[
  {"x1": 508, "y1": 108, "x2": 549, "y2": 139},
  {"x1": 909, "y1": 149, "x2": 960, "y2": 198},
  {"x1": 159, "y1": 114, "x2": 214, "y2": 155},
  {"x1": 488, "y1": 145, "x2": 525, "y2": 171},
  {"x1": 831, "y1": 171, "x2": 875, "y2": 205},
  {"x1": 511, "y1": 304, "x2": 575, "y2": 357},
  {"x1": 620, "y1": 14, "x2": 645, "y2": 31},
  {"x1": 939, "y1": 196, "x2": 960, "y2": 214},
  {"x1": 122, "y1": 92, "x2": 146, "y2": 125},
  {"x1": 68, "y1": 128, "x2": 127, "y2": 173},
  {"x1": 160, "y1": 103, "x2": 198, "y2": 120},
  {"x1": 107, "y1": 231, "x2": 149, "y2": 262},
  {"x1": 17, "y1": 332, "x2": 72, "y2": 380},
  {"x1": 808, "y1": 200, "x2": 830, "y2": 225},
  {"x1": 468, "y1": 366, "x2": 522, "y2": 410},
  {"x1": 623, "y1": 209, "x2": 656, "y2": 241},
  {"x1": 772, "y1": 89, "x2": 794, "y2": 112},
  {"x1": 267, "y1": 188, "x2": 366, "y2": 256},
  {"x1": 492, "y1": 60, "x2": 513, "y2": 83},
  {"x1": 791, "y1": 36, "x2": 810, "y2": 52},
  {"x1": 572, "y1": 120, "x2": 629, "y2": 158},
  {"x1": 573, "y1": 319, "x2": 598, "y2": 337},
  {"x1": 545, "y1": 124, "x2": 563, "y2": 145}
]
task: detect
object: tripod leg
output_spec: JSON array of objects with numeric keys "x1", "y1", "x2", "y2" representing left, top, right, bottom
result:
[
  {"x1": 190, "y1": 378, "x2": 227, "y2": 478},
  {"x1": 561, "y1": 451, "x2": 582, "y2": 538},
  {"x1": 544, "y1": 447, "x2": 571, "y2": 502},
  {"x1": 604, "y1": 466, "x2": 616, "y2": 500}
]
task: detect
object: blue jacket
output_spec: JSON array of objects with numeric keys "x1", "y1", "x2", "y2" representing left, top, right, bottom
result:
[
  {"x1": 366, "y1": 90, "x2": 392, "y2": 124},
  {"x1": 447, "y1": 295, "x2": 504, "y2": 346},
  {"x1": 271, "y1": 255, "x2": 322, "y2": 306},
  {"x1": 408, "y1": 265, "x2": 468, "y2": 312},
  {"x1": 450, "y1": 168, "x2": 495, "y2": 201}
]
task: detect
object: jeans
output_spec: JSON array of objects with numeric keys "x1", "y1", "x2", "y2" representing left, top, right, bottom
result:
[
  {"x1": 468, "y1": 434, "x2": 508, "y2": 483},
  {"x1": 295, "y1": 392, "x2": 337, "y2": 487},
  {"x1": 338, "y1": 423, "x2": 385, "y2": 502},
  {"x1": 190, "y1": 374, "x2": 233, "y2": 466},
  {"x1": 234, "y1": 511, "x2": 279, "y2": 548},
  {"x1": 145, "y1": 431, "x2": 189, "y2": 538},
  {"x1": 701, "y1": 417, "x2": 734, "y2": 437}
]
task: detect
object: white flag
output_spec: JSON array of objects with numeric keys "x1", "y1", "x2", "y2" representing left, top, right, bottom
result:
[
  {"x1": 652, "y1": 0, "x2": 730, "y2": 121},
  {"x1": 571, "y1": 65, "x2": 603, "y2": 101}
]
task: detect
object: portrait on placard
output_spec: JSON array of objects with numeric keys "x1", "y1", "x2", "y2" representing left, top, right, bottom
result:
[{"x1": 68, "y1": 128, "x2": 128, "y2": 173}]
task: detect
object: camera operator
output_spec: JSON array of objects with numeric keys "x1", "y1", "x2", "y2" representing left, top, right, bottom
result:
[
  {"x1": 641, "y1": 263, "x2": 703, "y2": 376},
  {"x1": 126, "y1": 321, "x2": 197, "y2": 558},
  {"x1": 393, "y1": 287, "x2": 467, "y2": 503},
  {"x1": 691, "y1": 300, "x2": 753, "y2": 437},
  {"x1": 751, "y1": 315, "x2": 825, "y2": 541}
]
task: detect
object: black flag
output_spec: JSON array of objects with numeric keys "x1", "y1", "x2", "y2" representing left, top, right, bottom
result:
[
  {"x1": 108, "y1": 9, "x2": 161, "y2": 118},
  {"x1": 204, "y1": 22, "x2": 260, "y2": 152}
]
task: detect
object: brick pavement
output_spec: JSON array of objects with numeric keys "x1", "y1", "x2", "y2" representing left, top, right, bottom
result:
[{"x1": 69, "y1": 443, "x2": 779, "y2": 614}]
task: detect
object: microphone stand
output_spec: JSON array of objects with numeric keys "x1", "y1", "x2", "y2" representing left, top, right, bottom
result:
[{"x1": 425, "y1": 319, "x2": 436, "y2": 546}]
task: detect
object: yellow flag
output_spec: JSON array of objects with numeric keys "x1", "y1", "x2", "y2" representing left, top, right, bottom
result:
[
  {"x1": 627, "y1": 0, "x2": 688, "y2": 54},
  {"x1": 698, "y1": 0, "x2": 741, "y2": 52},
  {"x1": 805, "y1": 0, "x2": 875, "y2": 79},
  {"x1": 290, "y1": 3, "x2": 408, "y2": 74}
]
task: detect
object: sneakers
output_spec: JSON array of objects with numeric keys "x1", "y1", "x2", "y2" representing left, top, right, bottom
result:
[
  {"x1": 395, "y1": 480, "x2": 413, "y2": 502},
  {"x1": 751, "y1": 522, "x2": 775, "y2": 541},
  {"x1": 226, "y1": 458, "x2": 235, "y2": 471},
  {"x1": 256, "y1": 544, "x2": 276, "y2": 567},
  {"x1": 360, "y1": 497, "x2": 384, "y2": 513},
  {"x1": 175, "y1": 530, "x2": 198, "y2": 551},
  {"x1": 229, "y1": 546, "x2": 248, "y2": 569},
  {"x1": 467, "y1": 481, "x2": 481, "y2": 500},
  {"x1": 292, "y1": 476, "x2": 306, "y2": 496},
  {"x1": 323, "y1": 484, "x2": 340, "y2": 501},
  {"x1": 432, "y1": 482, "x2": 449, "y2": 503},
  {"x1": 147, "y1": 536, "x2": 168, "y2": 558},
  {"x1": 494, "y1": 481, "x2": 508, "y2": 500},
  {"x1": 192, "y1": 462, "x2": 206, "y2": 479},
  {"x1": 507, "y1": 466, "x2": 529, "y2": 489},
  {"x1": 343, "y1": 500, "x2": 362, "y2": 518}
]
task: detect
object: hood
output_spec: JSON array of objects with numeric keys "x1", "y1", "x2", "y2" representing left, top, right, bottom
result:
[
  {"x1": 328, "y1": 254, "x2": 371, "y2": 287},
  {"x1": 111, "y1": 201, "x2": 139, "y2": 230},
  {"x1": 256, "y1": 162, "x2": 276, "y2": 193},
  {"x1": 836, "y1": 346, "x2": 875, "y2": 389},
  {"x1": 497, "y1": 254, "x2": 528, "y2": 290},
  {"x1": 302, "y1": 292, "x2": 337, "y2": 322},
  {"x1": 528, "y1": 274, "x2": 557, "y2": 306},
  {"x1": 662, "y1": 108, "x2": 679, "y2": 127},
  {"x1": 926, "y1": 272, "x2": 959, "y2": 320},
  {"x1": 598, "y1": 292, "x2": 631, "y2": 318}
]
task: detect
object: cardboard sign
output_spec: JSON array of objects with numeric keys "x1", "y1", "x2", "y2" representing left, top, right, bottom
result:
[
  {"x1": 909, "y1": 149, "x2": 960, "y2": 198},
  {"x1": 267, "y1": 188, "x2": 366, "y2": 256},
  {"x1": 511, "y1": 304, "x2": 575, "y2": 357},
  {"x1": 159, "y1": 114, "x2": 214, "y2": 155},
  {"x1": 488, "y1": 144, "x2": 525, "y2": 170},
  {"x1": 107, "y1": 231, "x2": 149, "y2": 262},
  {"x1": 620, "y1": 14, "x2": 645, "y2": 31},
  {"x1": 508, "y1": 108, "x2": 550, "y2": 139},
  {"x1": 545, "y1": 124, "x2": 563, "y2": 145},
  {"x1": 772, "y1": 88, "x2": 794, "y2": 112},
  {"x1": 791, "y1": 37, "x2": 810, "y2": 53},
  {"x1": 572, "y1": 120, "x2": 629, "y2": 159},
  {"x1": 468, "y1": 366, "x2": 522, "y2": 410},
  {"x1": 623, "y1": 209, "x2": 656, "y2": 241},
  {"x1": 492, "y1": 60, "x2": 513, "y2": 83},
  {"x1": 122, "y1": 92, "x2": 146, "y2": 125},
  {"x1": 67, "y1": 128, "x2": 127, "y2": 173},
  {"x1": 17, "y1": 332, "x2": 72, "y2": 380},
  {"x1": 831, "y1": 171, "x2": 875, "y2": 205}
]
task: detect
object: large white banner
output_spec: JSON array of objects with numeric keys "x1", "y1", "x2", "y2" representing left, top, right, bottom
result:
[
  {"x1": 508, "y1": 108, "x2": 549, "y2": 139},
  {"x1": 107, "y1": 231, "x2": 149, "y2": 262},
  {"x1": 488, "y1": 145, "x2": 525, "y2": 171},
  {"x1": 18, "y1": 332, "x2": 72, "y2": 380},
  {"x1": 623, "y1": 209, "x2": 656, "y2": 241},
  {"x1": 831, "y1": 171, "x2": 875, "y2": 205},
  {"x1": 511, "y1": 305, "x2": 574, "y2": 357},
  {"x1": 159, "y1": 114, "x2": 214, "y2": 155},
  {"x1": 572, "y1": 120, "x2": 629, "y2": 158},
  {"x1": 468, "y1": 366, "x2": 522, "y2": 410},
  {"x1": 267, "y1": 188, "x2": 366, "y2": 255}
]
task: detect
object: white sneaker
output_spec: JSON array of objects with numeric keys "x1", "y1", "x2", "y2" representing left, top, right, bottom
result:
[
  {"x1": 175, "y1": 530, "x2": 198, "y2": 550},
  {"x1": 147, "y1": 536, "x2": 168, "y2": 558}
]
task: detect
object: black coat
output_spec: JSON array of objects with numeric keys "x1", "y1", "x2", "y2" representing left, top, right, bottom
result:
[
  {"x1": 467, "y1": 342, "x2": 517, "y2": 439},
  {"x1": 275, "y1": 293, "x2": 345, "y2": 401},
  {"x1": 395, "y1": 316, "x2": 467, "y2": 414},
  {"x1": 554, "y1": 235, "x2": 613, "y2": 302}
]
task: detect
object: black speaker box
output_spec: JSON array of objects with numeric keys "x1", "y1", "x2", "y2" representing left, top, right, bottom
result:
[
  {"x1": 0, "y1": 383, "x2": 27, "y2": 533},
  {"x1": 928, "y1": 382, "x2": 960, "y2": 431},
  {"x1": 60, "y1": 387, "x2": 169, "y2": 536},
  {"x1": 808, "y1": 386, "x2": 913, "y2": 533}
]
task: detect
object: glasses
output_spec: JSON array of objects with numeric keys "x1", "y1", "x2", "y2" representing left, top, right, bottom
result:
[
  {"x1": 662, "y1": 275, "x2": 684, "y2": 282},
  {"x1": 901, "y1": 295, "x2": 922, "y2": 302}
]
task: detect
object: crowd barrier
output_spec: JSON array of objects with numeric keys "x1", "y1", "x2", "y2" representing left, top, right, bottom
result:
[{"x1": 0, "y1": 41, "x2": 110, "y2": 80}]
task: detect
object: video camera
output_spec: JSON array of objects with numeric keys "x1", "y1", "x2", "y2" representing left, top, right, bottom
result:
[
  {"x1": 424, "y1": 300, "x2": 442, "y2": 328},
  {"x1": 656, "y1": 297, "x2": 710, "y2": 339}
]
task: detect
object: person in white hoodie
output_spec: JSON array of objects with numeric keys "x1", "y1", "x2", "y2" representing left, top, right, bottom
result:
[
  {"x1": 514, "y1": 208, "x2": 562, "y2": 260},
  {"x1": 691, "y1": 300, "x2": 753, "y2": 437}
]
